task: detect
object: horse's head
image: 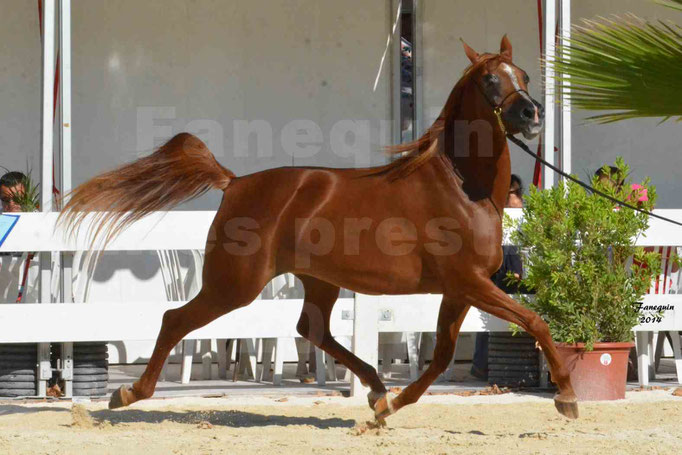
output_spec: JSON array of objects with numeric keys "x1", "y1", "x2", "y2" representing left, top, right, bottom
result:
[{"x1": 462, "y1": 35, "x2": 544, "y2": 140}]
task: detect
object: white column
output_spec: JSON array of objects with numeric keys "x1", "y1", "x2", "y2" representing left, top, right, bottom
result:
[
  {"x1": 350, "y1": 293, "x2": 379, "y2": 397},
  {"x1": 40, "y1": 0, "x2": 55, "y2": 213},
  {"x1": 59, "y1": 0, "x2": 72, "y2": 197},
  {"x1": 59, "y1": 0, "x2": 73, "y2": 304},
  {"x1": 58, "y1": 1, "x2": 75, "y2": 397},
  {"x1": 559, "y1": 0, "x2": 571, "y2": 176},
  {"x1": 38, "y1": 0, "x2": 56, "y2": 398},
  {"x1": 543, "y1": 0, "x2": 556, "y2": 188}
]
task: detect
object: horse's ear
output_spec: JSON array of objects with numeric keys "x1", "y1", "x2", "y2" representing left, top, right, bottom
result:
[
  {"x1": 460, "y1": 39, "x2": 480, "y2": 64},
  {"x1": 500, "y1": 34, "x2": 512, "y2": 59}
]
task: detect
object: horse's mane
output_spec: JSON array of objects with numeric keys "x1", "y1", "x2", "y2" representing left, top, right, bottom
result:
[{"x1": 378, "y1": 54, "x2": 498, "y2": 180}]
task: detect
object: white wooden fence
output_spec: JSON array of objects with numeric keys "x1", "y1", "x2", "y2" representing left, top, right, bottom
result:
[{"x1": 1, "y1": 209, "x2": 682, "y2": 394}]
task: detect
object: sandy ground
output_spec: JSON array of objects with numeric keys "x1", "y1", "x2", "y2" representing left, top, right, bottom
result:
[{"x1": 1, "y1": 390, "x2": 682, "y2": 455}]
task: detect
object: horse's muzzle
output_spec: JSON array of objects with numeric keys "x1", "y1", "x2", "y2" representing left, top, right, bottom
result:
[{"x1": 516, "y1": 97, "x2": 544, "y2": 139}]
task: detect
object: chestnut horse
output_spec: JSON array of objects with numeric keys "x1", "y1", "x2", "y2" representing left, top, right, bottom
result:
[{"x1": 60, "y1": 36, "x2": 578, "y2": 420}]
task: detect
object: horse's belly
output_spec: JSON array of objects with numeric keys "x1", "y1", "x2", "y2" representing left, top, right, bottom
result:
[{"x1": 299, "y1": 255, "x2": 424, "y2": 296}]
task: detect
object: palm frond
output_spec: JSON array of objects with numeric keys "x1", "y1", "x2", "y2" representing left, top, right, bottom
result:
[
  {"x1": 552, "y1": 15, "x2": 682, "y2": 123},
  {"x1": 656, "y1": 0, "x2": 682, "y2": 12}
]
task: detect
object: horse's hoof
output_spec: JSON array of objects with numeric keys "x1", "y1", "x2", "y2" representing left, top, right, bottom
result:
[
  {"x1": 373, "y1": 393, "x2": 396, "y2": 421},
  {"x1": 367, "y1": 390, "x2": 384, "y2": 411},
  {"x1": 108, "y1": 385, "x2": 134, "y2": 410},
  {"x1": 554, "y1": 394, "x2": 579, "y2": 419}
]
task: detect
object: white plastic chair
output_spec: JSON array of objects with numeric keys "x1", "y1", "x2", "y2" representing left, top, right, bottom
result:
[
  {"x1": 651, "y1": 247, "x2": 682, "y2": 380},
  {"x1": 158, "y1": 255, "x2": 328, "y2": 385},
  {"x1": 155, "y1": 249, "x2": 228, "y2": 383},
  {"x1": 0, "y1": 252, "x2": 39, "y2": 303},
  {"x1": 636, "y1": 246, "x2": 682, "y2": 385}
]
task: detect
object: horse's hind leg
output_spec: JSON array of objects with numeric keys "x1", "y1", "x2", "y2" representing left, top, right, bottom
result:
[
  {"x1": 109, "y1": 290, "x2": 247, "y2": 409},
  {"x1": 375, "y1": 297, "x2": 469, "y2": 420},
  {"x1": 295, "y1": 276, "x2": 387, "y2": 407}
]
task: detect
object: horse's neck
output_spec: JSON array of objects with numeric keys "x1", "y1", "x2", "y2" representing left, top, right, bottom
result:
[{"x1": 445, "y1": 87, "x2": 510, "y2": 210}]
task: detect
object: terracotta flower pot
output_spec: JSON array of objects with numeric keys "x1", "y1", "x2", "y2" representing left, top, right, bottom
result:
[{"x1": 555, "y1": 342, "x2": 634, "y2": 401}]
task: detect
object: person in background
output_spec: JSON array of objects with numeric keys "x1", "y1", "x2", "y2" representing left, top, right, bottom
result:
[
  {"x1": 470, "y1": 174, "x2": 526, "y2": 380},
  {"x1": 0, "y1": 171, "x2": 32, "y2": 302},
  {"x1": 594, "y1": 165, "x2": 649, "y2": 205},
  {"x1": 0, "y1": 171, "x2": 27, "y2": 213},
  {"x1": 506, "y1": 174, "x2": 524, "y2": 209}
]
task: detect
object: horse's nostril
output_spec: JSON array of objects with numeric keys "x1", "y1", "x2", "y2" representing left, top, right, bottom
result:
[{"x1": 521, "y1": 107, "x2": 535, "y2": 120}]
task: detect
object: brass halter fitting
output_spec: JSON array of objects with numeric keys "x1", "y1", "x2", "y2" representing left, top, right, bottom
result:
[
  {"x1": 475, "y1": 81, "x2": 518, "y2": 136},
  {"x1": 493, "y1": 107, "x2": 506, "y2": 135}
]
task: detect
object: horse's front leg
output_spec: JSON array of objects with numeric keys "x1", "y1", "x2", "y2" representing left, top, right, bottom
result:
[
  {"x1": 460, "y1": 276, "x2": 579, "y2": 419},
  {"x1": 374, "y1": 297, "x2": 469, "y2": 420}
]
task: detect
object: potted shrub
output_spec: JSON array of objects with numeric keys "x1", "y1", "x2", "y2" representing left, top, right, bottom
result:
[{"x1": 510, "y1": 158, "x2": 662, "y2": 400}]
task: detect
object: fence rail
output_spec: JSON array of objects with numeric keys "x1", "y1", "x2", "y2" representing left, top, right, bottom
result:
[{"x1": 1, "y1": 209, "x2": 682, "y2": 393}]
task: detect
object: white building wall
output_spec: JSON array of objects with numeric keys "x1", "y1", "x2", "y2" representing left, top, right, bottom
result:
[{"x1": 0, "y1": 1, "x2": 41, "y2": 172}]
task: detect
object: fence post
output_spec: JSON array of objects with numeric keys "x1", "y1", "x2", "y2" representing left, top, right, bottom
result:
[{"x1": 350, "y1": 293, "x2": 379, "y2": 397}]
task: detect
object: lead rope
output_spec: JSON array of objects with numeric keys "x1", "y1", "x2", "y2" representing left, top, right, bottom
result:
[{"x1": 497, "y1": 119, "x2": 682, "y2": 228}]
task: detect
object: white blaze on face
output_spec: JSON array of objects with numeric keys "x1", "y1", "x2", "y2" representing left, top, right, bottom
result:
[
  {"x1": 500, "y1": 63, "x2": 521, "y2": 91},
  {"x1": 501, "y1": 63, "x2": 540, "y2": 125}
]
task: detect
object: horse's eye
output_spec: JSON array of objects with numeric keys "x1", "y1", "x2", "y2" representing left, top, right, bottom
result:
[
  {"x1": 484, "y1": 74, "x2": 499, "y2": 85},
  {"x1": 523, "y1": 74, "x2": 530, "y2": 84}
]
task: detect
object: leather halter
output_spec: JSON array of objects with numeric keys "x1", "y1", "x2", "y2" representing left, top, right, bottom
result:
[{"x1": 475, "y1": 81, "x2": 534, "y2": 135}]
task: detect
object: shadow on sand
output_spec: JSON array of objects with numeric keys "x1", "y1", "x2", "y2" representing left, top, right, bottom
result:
[
  {"x1": 90, "y1": 408, "x2": 355, "y2": 429},
  {"x1": 0, "y1": 404, "x2": 71, "y2": 416}
]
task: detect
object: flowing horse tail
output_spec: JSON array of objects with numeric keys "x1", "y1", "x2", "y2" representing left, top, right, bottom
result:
[{"x1": 58, "y1": 132, "x2": 234, "y2": 246}]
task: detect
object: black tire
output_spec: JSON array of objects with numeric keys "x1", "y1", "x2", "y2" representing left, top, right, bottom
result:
[
  {"x1": 73, "y1": 360, "x2": 109, "y2": 370},
  {"x1": 488, "y1": 333, "x2": 540, "y2": 388},
  {"x1": 488, "y1": 338, "x2": 536, "y2": 346},
  {"x1": 0, "y1": 369, "x2": 35, "y2": 376},
  {"x1": 0, "y1": 354, "x2": 38, "y2": 362},
  {"x1": 488, "y1": 371, "x2": 540, "y2": 383},
  {"x1": 488, "y1": 343, "x2": 536, "y2": 351},
  {"x1": 74, "y1": 343, "x2": 107, "y2": 348},
  {"x1": 0, "y1": 388, "x2": 36, "y2": 397},
  {"x1": 489, "y1": 371, "x2": 540, "y2": 377},
  {"x1": 72, "y1": 367, "x2": 108, "y2": 375},
  {"x1": 488, "y1": 357, "x2": 539, "y2": 366},
  {"x1": 73, "y1": 353, "x2": 109, "y2": 362},
  {"x1": 73, "y1": 346, "x2": 108, "y2": 354},
  {"x1": 73, "y1": 374, "x2": 108, "y2": 382},
  {"x1": 72, "y1": 381, "x2": 108, "y2": 389},
  {"x1": 488, "y1": 349, "x2": 538, "y2": 359},
  {"x1": 0, "y1": 374, "x2": 35, "y2": 382},
  {"x1": 0, "y1": 362, "x2": 38, "y2": 370},
  {"x1": 0, "y1": 381, "x2": 36, "y2": 389},
  {"x1": 488, "y1": 365, "x2": 539, "y2": 373},
  {"x1": 0, "y1": 345, "x2": 37, "y2": 354}
]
